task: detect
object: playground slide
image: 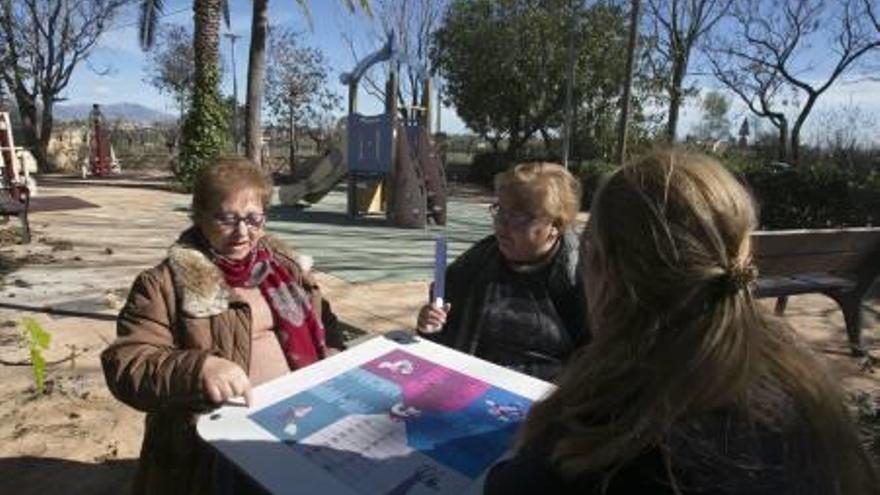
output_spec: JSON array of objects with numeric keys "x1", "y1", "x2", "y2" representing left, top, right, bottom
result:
[{"x1": 277, "y1": 142, "x2": 347, "y2": 206}]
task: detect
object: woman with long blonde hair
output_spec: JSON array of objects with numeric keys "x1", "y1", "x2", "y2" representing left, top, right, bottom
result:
[{"x1": 485, "y1": 150, "x2": 877, "y2": 494}]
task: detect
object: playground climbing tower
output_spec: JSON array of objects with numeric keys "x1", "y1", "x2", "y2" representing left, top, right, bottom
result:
[{"x1": 340, "y1": 32, "x2": 447, "y2": 228}]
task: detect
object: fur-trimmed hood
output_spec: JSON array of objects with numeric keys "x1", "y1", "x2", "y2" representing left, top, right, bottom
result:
[{"x1": 167, "y1": 228, "x2": 305, "y2": 318}]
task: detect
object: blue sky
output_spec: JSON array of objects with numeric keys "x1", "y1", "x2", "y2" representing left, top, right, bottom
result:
[
  {"x1": 65, "y1": 1, "x2": 468, "y2": 131},
  {"x1": 65, "y1": 1, "x2": 880, "y2": 143}
]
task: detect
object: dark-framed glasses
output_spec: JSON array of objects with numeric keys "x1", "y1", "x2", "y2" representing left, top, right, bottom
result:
[
  {"x1": 214, "y1": 212, "x2": 266, "y2": 230},
  {"x1": 488, "y1": 203, "x2": 541, "y2": 228}
]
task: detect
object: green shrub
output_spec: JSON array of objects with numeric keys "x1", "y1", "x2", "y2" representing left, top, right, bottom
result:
[
  {"x1": 579, "y1": 159, "x2": 619, "y2": 210},
  {"x1": 571, "y1": 152, "x2": 880, "y2": 228},
  {"x1": 21, "y1": 317, "x2": 50, "y2": 394},
  {"x1": 738, "y1": 162, "x2": 879, "y2": 229},
  {"x1": 468, "y1": 151, "x2": 510, "y2": 187},
  {"x1": 176, "y1": 67, "x2": 228, "y2": 190}
]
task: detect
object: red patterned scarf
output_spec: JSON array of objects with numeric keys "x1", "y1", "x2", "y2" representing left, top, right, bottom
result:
[{"x1": 214, "y1": 243, "x2": 325, "y2": 369}]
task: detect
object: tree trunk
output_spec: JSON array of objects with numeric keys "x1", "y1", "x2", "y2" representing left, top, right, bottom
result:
[
  {"x1": 245, "y1": 0, "x2": 269, "y2": 167},
  {"x1": 192, "y1": 0, "x2": 222, "y2": 107},
  {"x1": 38, "y1": 93, "x2": 54, "y2": 172},
  {"x1": 174, "y1": 0, "x2": 227, "y2": 185},
  {"x1": 616, "y1": 0, "x2": 640, "y2": 165},
  {"x1": 14, "y1": 92, "x2": 47, "y2": 172},
  {"x1": 539, "y1": 128, "x2": 552, "y2": 153},
  {"x1": 775, "y1": 116, "x2": 789, "y2": 162},
  {"x1": 506, "y1": 133, "x2": 526, "y2": 162},
  {"x1": 790, "y1": 94, "x2": 818, "y2": 166},
  {"x1": 665, "y1": 54, "x2": 688, "y2": 142},
  {"x1": 288, "y1": 112, "x2": 296, "y2": 174}
]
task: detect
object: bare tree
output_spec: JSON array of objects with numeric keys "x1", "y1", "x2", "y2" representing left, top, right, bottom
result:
[
  {"x1": 707, "y1": 0, "x2": 880, "y2": 164},
  {"x1": 343, "y1": 0, "x2": 443, "y2": 119},
  {"x1": 264, "y1": 28, "x2": 340, "y2": 172},
  {"x1": 144, "y1": 25, "x2": 196, "y2": 119},
  {"x1": 0, "y1": 0, "x2": 129, "y2": 171},
  {"x1": 707, "y1": 47, "x2": 791, "y2": 159},
  {"x1": 645, "y1": 0, "x2": 732, "y2": 142},
  {"x1": 244, "y1": 1, "x2": 371, "y2": 167}
]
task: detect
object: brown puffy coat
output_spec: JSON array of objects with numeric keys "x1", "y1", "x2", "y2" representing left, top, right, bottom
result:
[{"x1": 101, "y1": 229, "x2": 334, "y2": 495}]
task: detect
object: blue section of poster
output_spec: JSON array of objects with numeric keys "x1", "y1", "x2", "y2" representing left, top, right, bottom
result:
[
  {"x1": 250, "y1": 367, "x2": 401, "y2": 441},
  {"x1": 247, "y1": 350, "x2": 534, "y2": 494},
  {"x1": 407, "y1": 387, "x2": 529, "y2": 478}
]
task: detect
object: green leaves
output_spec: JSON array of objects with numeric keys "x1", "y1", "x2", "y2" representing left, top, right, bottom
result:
[
  {"x1": 432, "y1": 0, "x2": 657, "y2": 161},
  {"x1": 21, "y1": 317, "x2": 51, "y2": 394},
  {"x1": 178, "y1": 65, "x2": 228, "y2": 189}
]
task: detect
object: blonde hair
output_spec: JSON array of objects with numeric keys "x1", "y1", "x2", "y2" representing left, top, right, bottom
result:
[
  {"x1": 191, "y1": 156, "x2": 273, "y2": 223},
  {"x1": 519, "y1": 149, "x2": 877, "y2": 493},
  {"x1": 494, "y1": 162, "x2": 581, "y2": 229}
]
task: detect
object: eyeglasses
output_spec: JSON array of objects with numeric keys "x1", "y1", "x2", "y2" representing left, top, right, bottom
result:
[
  {"x1": 214, "y1": 212, "x2": 266, "y2": 230},
  {"x1": 489, "y1": 203, "x2": 544, "y2": 228}
]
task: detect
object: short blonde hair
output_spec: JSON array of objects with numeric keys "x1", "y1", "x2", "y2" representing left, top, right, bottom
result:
[
  {"x1": 494, "y1": 162, "x2": 581, "y2": 228},
  {"x1": 191, "y1": 156, "x2": 273, "y2": 222}
]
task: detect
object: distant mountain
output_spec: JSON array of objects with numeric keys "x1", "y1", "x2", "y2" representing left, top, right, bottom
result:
[{"x1": 54, "y1": 103, "x2": 175, "y2": 124}]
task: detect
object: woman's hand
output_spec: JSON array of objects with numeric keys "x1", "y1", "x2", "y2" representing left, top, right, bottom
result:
[
  {"x1": 416, "y1": 303, "x2": 451, "y2": 334},
  {"x1": 200, "y1": 355, "x2": 252, "y2": 406}
]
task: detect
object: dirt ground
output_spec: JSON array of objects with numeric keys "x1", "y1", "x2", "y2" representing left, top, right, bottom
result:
[{"x1": 0, "y1": 177, "x2": 877, "y2": 495}]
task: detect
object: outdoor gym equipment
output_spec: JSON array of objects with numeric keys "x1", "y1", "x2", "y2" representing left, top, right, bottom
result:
[{"x1": 83, "y1": 104, "x2": 120, "y2": 178}]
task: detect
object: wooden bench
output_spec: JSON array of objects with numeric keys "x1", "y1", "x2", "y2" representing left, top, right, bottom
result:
[
  {"x1": 0, "y1": 185, "x2": 30, "y2": 243},
  {"x1": 752, "y1": 228, "x2": 880, "y2": 356}
]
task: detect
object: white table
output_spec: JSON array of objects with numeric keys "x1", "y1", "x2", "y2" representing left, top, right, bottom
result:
[{"x1": 198, "y1": 332, "x2": 554, "y2": 495}]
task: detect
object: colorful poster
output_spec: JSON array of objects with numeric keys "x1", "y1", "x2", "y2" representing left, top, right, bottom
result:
[{"x1": 248, "y1": 349, "x2": 532, "y2": 495}]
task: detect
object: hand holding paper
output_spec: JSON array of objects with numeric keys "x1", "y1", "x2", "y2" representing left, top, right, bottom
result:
[
  {"x1": 417, "y1": 302, "x2": 451, "y2": 334},
  {"x1": 418, "y1": 236, "x2": 448, "y2": 333}
]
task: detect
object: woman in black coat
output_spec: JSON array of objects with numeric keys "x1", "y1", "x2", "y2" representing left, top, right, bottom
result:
[{"x1": 416, "y1": 162, "x2": 589, "y2": 381}]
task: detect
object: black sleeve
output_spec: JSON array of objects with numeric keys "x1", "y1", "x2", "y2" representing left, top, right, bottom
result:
[
  {"x1": 567, "y1": 272, "x2": 590, "y2": 347},
  {"x1": 321, "y1": 298, "x2": 346, "y2": 350},
  {"x1": 484, "y1": 452, "x2": 570, "y2": 495}
]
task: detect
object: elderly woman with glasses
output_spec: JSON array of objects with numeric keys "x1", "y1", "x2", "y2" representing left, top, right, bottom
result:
[
  {"x1": 101, "y1": 157, "x2": 344, "y2": 495},
  {"x1": 416, "y1": 162, "x2": 589, "y2": 381}
]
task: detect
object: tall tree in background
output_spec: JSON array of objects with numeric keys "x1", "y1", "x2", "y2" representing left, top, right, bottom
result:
[
  {"x1": 144, "y1": 25, "x2": 197, "y2": 119},
  {"x1": 0, "y1": 0, "x2": 129, "y2": 171},
  {"x1": 139, "y1": 0, "x2": 230, "y2": 186},
  {"x1": 433, "y1": 0, "x2": 656, "y2": 161},
  {"x1": 696, "y1": 90, "x2": 730, "y2": 140},
  {"x1": 264, "y1": 28, "x2": 339, "y2": 172},
  {"x1": 706, "y1": 44, "x2": 791, "y2": 159},
  {"x1": 432, "y1": 0, "x2": 574, "y2": 159},
  {"x1": 707, "y1": 0, "x2": 880, "y2": 164},
  {"x1": 644, "y1": 0, "x2": 732, "y2": 142},
  {"x1": 380, "y1": 0, "x2": 443, "y2": 116},
  {"x1": 244, "y1": 1, "x2": 371, "y2": 167},
  {"x1": 342, "y1": 0, "x2": 442, "y2": 119},
  {"x1": 616, "y1": 0, "x2": 641, "y2": 164},
  {"x1": 572, "y1": 2, "x2": 659, "y2": 160}
]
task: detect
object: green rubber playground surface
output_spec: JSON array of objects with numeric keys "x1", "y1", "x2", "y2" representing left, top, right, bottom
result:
[{"x1": 267, "y1": 187, "x2": 494, "y2": 283}]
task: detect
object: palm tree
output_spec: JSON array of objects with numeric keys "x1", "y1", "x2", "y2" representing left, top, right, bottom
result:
[
  {"x1": 244, "y1": 0, "x2": 372, "y2": 167},
  {"x1": 140, "y1": 0, "x2": 231, "y2": 185}
]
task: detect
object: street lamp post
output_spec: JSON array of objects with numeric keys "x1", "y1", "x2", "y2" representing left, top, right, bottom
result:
[{"x1": 224, "y1": 32, "x2": 242, "y2": 154}]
